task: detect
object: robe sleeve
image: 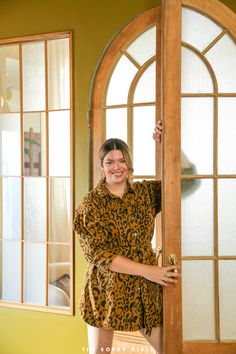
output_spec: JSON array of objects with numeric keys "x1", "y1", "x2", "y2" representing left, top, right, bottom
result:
[{"x1": 141, "y1": 180, "x2": 162, "y2": 215}]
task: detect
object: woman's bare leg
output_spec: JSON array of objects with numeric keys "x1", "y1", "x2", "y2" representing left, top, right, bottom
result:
[
  {"x1": 139, "y1": 326, "x2": 163, "y2": 354},
  {"x1": 87, "y1": 324, "x2": 114, "y2": 354}
]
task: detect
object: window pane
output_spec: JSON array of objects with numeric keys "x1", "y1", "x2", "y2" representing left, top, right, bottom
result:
[
  {"x1": 181, "y1": 98, "x2": 213, "y2": 174},
  {"x1": 181, "y1": 179, "x2": 214, "y2": 256},
  {"x1": 182, "y1": 7, "x2": 222, "y2": 52},
  {"x1": 23, "y1": 112, "x2": 46, "y2": 176},
  {"x1": 106, "y1": 108, "x2": 127, "y2": 142},
  {"x1": 205, "y1": 34, "x2": 236, "y2": 93},
  {"x1": 24, "y1": 242, "x2": 46, "y2": 305},
  {"x1": 22, "y1": 42, "x2": 45, "y2": 111},
  {"x1": 0, "y1": 45, "x2": 20, "y2": 113},
  {"x1": 218, "y1": 179, "x2": 236, "y2": 256},
  {"x1": 1, "y1": 177, "x2": 21, "y2": 240},
  {"x1": 0, "y1": 114, "x2": 21, "y2": 176},
  {"x1": 106, "y1": 55, "x2": 138, "y2": 105},
  {"x1": 49, "y1": 178, "x2": 71, "y2": 243},
  {"x1": 134, "y1": 61, "x2": 156, "y2": 103},
  {"x1": 133, "y1": 106, "x2": 155, "y2": 176},
  {"x1": 126, "y1": 26, "x2": 156, "y2": 66},
  {"x1": 181, "y1": 46, "x2": 213, "y2": 93},
  {"x1": 218, "y1": 98, "x2": 236, "y2": 174},
  {"x1": 219, "y1": 261, "x2": 236, "y2": 340},
  {"x1": 182, "y1": 260, "x2": 216, "y2": 340},
  {"x1": 49, "y1": 111, "x2": 70, "y2": 177},
  {"x1": 48, "y1": 38, "x2": 70, "y2": 110},
  {"x1": 24, "y1": 178, "x2": 46, "y2": 241}
]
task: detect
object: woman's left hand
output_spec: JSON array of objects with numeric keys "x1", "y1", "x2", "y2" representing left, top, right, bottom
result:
[{"x1": 153, "y1": 120, "x2": 162, "y2": 143}]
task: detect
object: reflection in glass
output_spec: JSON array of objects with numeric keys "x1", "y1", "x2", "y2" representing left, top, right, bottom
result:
[
  {"x1": 182, "y1": 7, "x2": 222, "y2": 51},
  {"x1": 206, "y1": 34, "x2": 236, "y2": 93},
  {"x1": 126, "y1": 26, "x2": 156, "y2": 66},
  {"x1": 134, "y1": 62, "x2": 156, "y2": 103},
  {"x1": 181, "y1": 46, "x2": 213, "y2": 93},
  {"x1": 0, "y1": 45, "x2": 20, "y2": 113},
  {"x1": 0, "y1": 114, "x2": 21, "y2": 176},
  {"x1": 106, "y1": 55, "x2": 138, "y2": 105},
  {"x1": 24, "y1": 112, "x2": 46, "y2": 176},
  {"x1": 48, "y1": 38, "x2": 70, "y2": 110},
  {"x1": 1, "y1": 178, "x2": 21, "y2": 240},
  {"x1": 106, "y1": 108, "x2": 127, "y2": 142},
  {"x1": 219, "y1": 261, "x2": 236, "y2": 340},
  {"x1": 22, "y1": 42, "x2": 45, "y2": 111},
  {"x1": 218, "y1": 179, "x2": 236, "y2": 256},
  {"x1": 24, "y1": 178, "x2": 46, "y2": 241},
  {"x1": 24, "y1": 242, "x2": 46, "y2": 305},
  {"x1": 49, "y1": 178, "x2": 71, "y2": 243},
  {"x1": 182, "y1": 260, "x2": 215, "y2": 340},
  {"x1": 218, "y1": 98, "x2": 236, "y2": 174},
  {"x1": 133, "y1": 106, "x2": 155, "y2": 175},
  {"x1": 49, "y1": 111, "x2": 70, "y2": 177},
  {"x1": 181, "y1": 98, "x2": 213, "y2": 174},
  {"x1": 2, "y1": 240, "x2": 21, "y2": 301}
]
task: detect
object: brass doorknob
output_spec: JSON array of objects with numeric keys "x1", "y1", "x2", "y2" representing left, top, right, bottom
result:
[{"x1": 168, "y1": 253, "x2": 178, "y2": 273}]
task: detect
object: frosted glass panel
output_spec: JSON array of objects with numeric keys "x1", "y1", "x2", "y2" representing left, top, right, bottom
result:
[
  {"x1": 182, "y1": 260, "x2": 215, "y2": 340},
  {"x1": 181, "y1": 46, "x2": 213, "y2": 93},
  {"x1": 106, "y1": 108, "x2": 127, "y2": 142},
  {"x1": 24, "y1": 242, "x2": 46, "y2": 305},
  {"x1": 218, "y1": 98, "x2": 236, "y2": 174},
  {"x1": 206, "y1": 34, "x2": 236, "y2": 92},
  {"x1": 22, "y1": 42, "x2": 45, "y2": 111},
  {"x1": 2, "y1": 240, "x2": 21, "y2": 301},
  {"x1": 0, "y1": 114, "x2": 21, "y2": 176},
  {"x1": 133, "y1": 106, "x2": 155, "y2": 175},
  {"x1": 126, "y1": 27, "x2": 156, "y2": 66},
  {"x1": 182, "y1": 7, "x2": 222, "y2": 51},
  {"x1": 24, "y1": 178, "x2": 46, "y2": 241},
  {"x1": 48, "y1": 38, "x2": 70, "y2": 110},
  {"x1": 181, "y1": 98, "x2": 213, "y2": 174},
  {"x1": 106, "y1": 55, "x2": 138, "y2": 105},
  {"x1": 2, "y1": 178, "x2": 21, "y2": 240},
  {"x1": 0, "y1": 45, "x2": 20, "y2": 113},
  {"x1": 49, "y1": 110, "x2": 70, "y2": 176},
  {"x1": 219, "y1": 261, "x2": 236, "y2": 340},
  {"x1": 182, "y1": 179, "x2": 214, "y2": 256},
  {"x1": 134, "y1": 62, "x2": 155, "y2": 103},
  {"x1": 218, "y1": 179, "x2": 236, "y2": 256},
  {"x1": 49, "y1": 178, "x2": 71, "y2": 243}
]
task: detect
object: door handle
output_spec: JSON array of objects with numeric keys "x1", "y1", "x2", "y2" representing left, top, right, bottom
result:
[{"x1": 168, "y1": 253, "x2": 178, "y2": 273}]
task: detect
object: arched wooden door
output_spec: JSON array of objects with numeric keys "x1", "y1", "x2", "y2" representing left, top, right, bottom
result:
[{"x1": 90, "y1": 1, "x2": 236, "y2": 353}]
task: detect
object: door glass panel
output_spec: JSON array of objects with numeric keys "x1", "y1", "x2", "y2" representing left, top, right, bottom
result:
[
  {"x1": 181, "y1": 46, "x2": 213, "y2": 93},
  {"x1": 22, "y1": 42, "x2": 45, "y2": 111},
  {"x1": 133, "y1": 106, "x2": 155, "y2": 175},
  {"x1": 182, "y1": 7, "x2": 223, "y2": 52},
  {"x1": 218, "y1": 179, "x2": 236, "y2": 256},
  {"x1": 219, "y1": 261, "x2": 236, "y2": 340},
  {"x1": 182, "y1": 179, "x2": 214, "y2": 256},
  {"x1": 182, "y1": 260, "x2": 216, "y2": 340},
  {"x1": 205, "y1": 33, "x2": 236, "y2": 93},
  {"x1": 181, "y1": 98, "x2": 213, "y2": 175},
  {"x1": 126, "y1": 26, "x2": 156, "y2": 66},
  {"x1": 106, "y1": 55, "x2": 138, "y2": 105},
  {"x1": 218, "y1": 98, "x2": 236, "y2": 174},
  {"x1": 134, "y1": 62, "x2": 156, "y2": 103},
  {"x1": 106, "y1": 108, "x2": 127, "y2": 142},
  {"x1": 0, "y1": 45, "x2": 20, "y2": 113}
]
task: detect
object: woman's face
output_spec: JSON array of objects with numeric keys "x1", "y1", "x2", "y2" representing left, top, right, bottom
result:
[{"x1": 102, "y1": 149, "x2": 129, "y2": 186}]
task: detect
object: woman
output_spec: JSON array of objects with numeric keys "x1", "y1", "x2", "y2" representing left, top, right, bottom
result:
[{"x1": 73, "y1": 122, "x2": 180, "y2": 354}]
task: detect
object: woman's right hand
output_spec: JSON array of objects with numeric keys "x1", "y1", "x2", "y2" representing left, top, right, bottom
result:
[{"x1": 141, "y1": 264, "x2": 181, "y2": 287}]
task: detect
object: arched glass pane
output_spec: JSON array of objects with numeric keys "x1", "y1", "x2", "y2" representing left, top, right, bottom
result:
[
  {"x1": 181, "y1": 46, "x2": 213, "y2": 93},
  {"x1": 133, "y1": 62, "x2": 156, "y2": 103},
  {"x1": 106, "y1": 108, "x2": 127, "y2": 142},
  {"x1": 126, "y1": 27, "x2": 156, "y2": 66},
  {"x1": 205, "y1": 33, "x2": 236, "y2": 92},
  {"x1": 182, "y1": 7, "x2": 223, "y2": 52},
  {"x1": 106, "y1": 55, "x2": 138, "y2": 105}
]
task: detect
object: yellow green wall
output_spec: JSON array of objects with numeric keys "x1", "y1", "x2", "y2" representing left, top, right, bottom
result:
[{"x1": 0, "y1": 0, "x2": 235, "y2": 353}]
